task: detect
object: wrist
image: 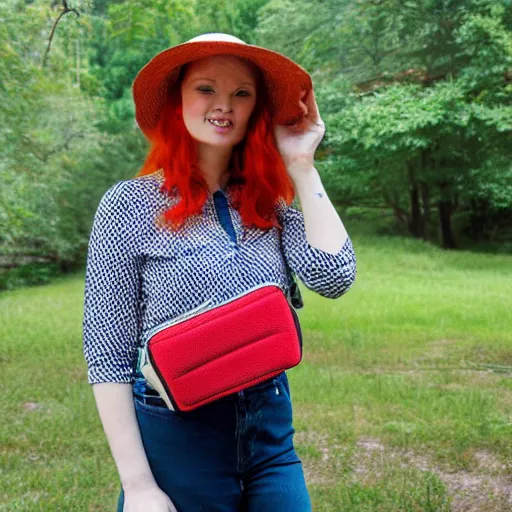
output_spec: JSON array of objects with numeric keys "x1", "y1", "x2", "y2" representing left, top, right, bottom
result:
[
  {"x1": 286, "y1": 158, "x2": 315, "y2": 178},
  {"x1": 122, "y1": 473, "x2": 158, "y2": 492},
  {"x1": 289, "y1": 166, "x2": 323, "y2": 193}
]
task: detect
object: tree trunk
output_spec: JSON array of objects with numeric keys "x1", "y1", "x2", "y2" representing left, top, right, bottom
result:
[
  {"x1": 407, "y1": 163, "x2": 424, "y2": 238},
  {"x1": 438, "y1": 183, "x2": 456, "y2": 249},
  {"x1": 420, "y1": 181, "x2": 430, "y2": 241},
  {"x1": 409, "y1": 185, "x2": 424, "y2": 237},
  {"x1": 382, "y1": 188, "x2": 409, "y2": 229},
  {"x1": 419, "y1": 150, "x2": 430, "y2": 241}
]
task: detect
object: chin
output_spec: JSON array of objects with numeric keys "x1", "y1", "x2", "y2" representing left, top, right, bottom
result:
[
  {"x1": 197, "y1": 132, "x2": 243, "y2": 147},
  {"x1": 200, "y1": 138, "x2": 236, "y2": 148}
]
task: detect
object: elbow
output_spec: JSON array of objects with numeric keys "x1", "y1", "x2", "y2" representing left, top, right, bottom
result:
[
  {"x1": 286, "y1": 235, "x2": 358, "y2": 300},
  {"x1": 299, "y1": 259, "x2": 357, "y2": 300},
  {"x1": 329, "y1": 262, "x2": 357, "y2": 299},
  {"x1": 329, "y1": 241, "x2": 357, "y2": 299}
]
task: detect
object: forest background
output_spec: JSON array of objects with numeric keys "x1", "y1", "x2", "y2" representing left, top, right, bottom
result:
[{"x1": 1, "y1": 0, "x2": 511, "y2": 287}]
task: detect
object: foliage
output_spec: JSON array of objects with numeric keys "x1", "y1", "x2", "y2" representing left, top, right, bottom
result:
[
  {"x1": 257, "y1": 0, "x2": 512, "y2": 247},
  {"x1": 2, "y1": 0, "x2": 511, "y2": 288}
]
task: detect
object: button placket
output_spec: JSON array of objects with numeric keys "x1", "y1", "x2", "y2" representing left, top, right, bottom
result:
[{"x1": 212, "y1": 191, "x2": 238, "y2": 245}]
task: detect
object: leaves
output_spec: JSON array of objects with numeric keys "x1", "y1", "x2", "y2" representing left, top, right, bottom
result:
[{"x1": 2, "y1": 0, "x2": 512, "y2": 273}]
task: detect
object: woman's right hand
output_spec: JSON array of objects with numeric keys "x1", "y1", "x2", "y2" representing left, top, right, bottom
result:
[{"x1": 123, "y1": 485, "x2": 178, "y2": 512}]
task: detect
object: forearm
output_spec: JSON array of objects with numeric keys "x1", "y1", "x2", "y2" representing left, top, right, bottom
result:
[
  {"x1": 92, "y1": 383, "x2": 157, "y2": 491},
  {"x1": 290, "y1": 165, "x2": 348, "y2": 255}
]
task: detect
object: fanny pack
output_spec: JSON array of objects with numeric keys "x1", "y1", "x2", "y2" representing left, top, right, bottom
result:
[{"x1": 137, "y1": 283, "x2": 302, "y2": 412}]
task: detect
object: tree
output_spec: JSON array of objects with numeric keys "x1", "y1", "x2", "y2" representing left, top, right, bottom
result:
[{"x1": 257, "y1": 0, "x2": 512, "y2": 248}]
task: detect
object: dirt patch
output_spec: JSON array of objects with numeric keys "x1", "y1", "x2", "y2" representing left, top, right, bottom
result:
[
  {"x1": 433, "y1": 449, "x2": 512, "y2": 511},
  {"x1": 474, "y1": 449, "x2": 509, "y2": 474},
  {"x1": 295, "y1": 430, "x2": 512, "y2": 509},
  {"x1": 22, "y1": 402, "x2": 43, "y2": 411},
  {"x1": 423, "y1": 339, "x2": 459, "y2": 360},
  {"x1": 438, "y1": 471, "x2": 512, "y2": 511},
  {"x1": 356, "y1": 437, "x2": 385, "y2": 452},
  {"x1": 354, "y1": 438, "x2": 512, "y2": 512},
  {"x1": 294, "y1": 431, "x2": 347, "y2": 486}
]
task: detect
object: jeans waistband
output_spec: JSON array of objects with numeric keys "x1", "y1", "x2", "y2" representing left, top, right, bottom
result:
[{"x1": 133, "y1": 372, "x2": 286, "y2": 407}]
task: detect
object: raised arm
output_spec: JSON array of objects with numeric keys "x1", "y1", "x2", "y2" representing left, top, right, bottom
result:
[{"x1": 277, "y1": 166, "x2": 357, "y2": 300}]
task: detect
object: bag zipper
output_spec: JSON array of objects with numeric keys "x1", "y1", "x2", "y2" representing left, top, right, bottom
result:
[{"x1": 140, "y1": 281, "x2": 287, "y2": 347}]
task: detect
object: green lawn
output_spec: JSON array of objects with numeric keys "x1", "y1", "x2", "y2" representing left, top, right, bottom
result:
[{"x1": 2, "y1": 219, "x2": 511, "y2": 511}]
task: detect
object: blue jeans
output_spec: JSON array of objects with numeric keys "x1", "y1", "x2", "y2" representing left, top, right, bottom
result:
[{"x1": 117, "y1": 371, "x2": 311, "y2": 512}]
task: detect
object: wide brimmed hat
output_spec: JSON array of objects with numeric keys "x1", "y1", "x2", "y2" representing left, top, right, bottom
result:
[{"x1": 132, "y1": 32, "x2": 313, "y2": 139}]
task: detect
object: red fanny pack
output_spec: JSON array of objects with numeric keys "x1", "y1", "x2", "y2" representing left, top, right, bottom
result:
[{"x1": 138, "y1": 283, "x2": 302, "y2": 412}]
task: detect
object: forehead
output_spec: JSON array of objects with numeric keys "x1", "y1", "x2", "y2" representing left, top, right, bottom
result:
[{"x1": 183, "y1": 55, "x2": 258, "y2": 84}]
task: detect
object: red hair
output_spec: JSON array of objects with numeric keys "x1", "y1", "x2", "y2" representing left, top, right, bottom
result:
[{"x1": 135, "y1": 62, "x2": 296, "y2": 232}]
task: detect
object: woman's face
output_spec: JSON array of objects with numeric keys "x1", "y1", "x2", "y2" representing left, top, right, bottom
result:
[{"x1": 180, "y1": 55, "x2": 258, "y2": 148}]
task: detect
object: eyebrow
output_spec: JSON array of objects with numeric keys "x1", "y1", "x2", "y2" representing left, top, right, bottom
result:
[{"x1": 191, "y1": 78, "x2": 256, "y2": 89}]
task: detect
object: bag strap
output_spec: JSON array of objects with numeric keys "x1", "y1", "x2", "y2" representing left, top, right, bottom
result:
[
  {"x1": 286, "y1": 262, "x2": 304, "y2": 309},
  {"x1": 276, "y1": 199, "x2": 304, "y2": 309},
  {"x1": 281, "y1": 238, "x2": 304, "y2": 309}
]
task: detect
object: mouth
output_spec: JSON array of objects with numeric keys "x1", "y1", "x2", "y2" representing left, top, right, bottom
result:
[
  {"x1": 206, "y1": 118, "x2": 234, "y2": 134},
  {"x1": 207, "y1": 118, "x2": 233, "y2": 128}
]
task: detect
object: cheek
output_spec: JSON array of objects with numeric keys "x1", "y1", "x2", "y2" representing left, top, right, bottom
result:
[
  {"x1": 182, "y1": 94, "x2": 208, "y2": 120},
  {"x1": 238, "y1": 101, "x2": 257, "y2": 126},
  {"x1": 188, "y1": 106, "x2": 207, "y2": 122}
]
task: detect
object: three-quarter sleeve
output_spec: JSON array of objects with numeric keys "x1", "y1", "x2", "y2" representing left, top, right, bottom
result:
[
  {"x1": 82, "y1": 181, "x2": 143, "y2": 384},
  {"x1": 277, "y1": 201, "x2": 357, "y2": 299}
]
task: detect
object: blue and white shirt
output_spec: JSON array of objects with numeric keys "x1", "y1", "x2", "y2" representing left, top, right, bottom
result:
[{"x1": 82, "y1": 169, "x2": 357, "y2": 385}]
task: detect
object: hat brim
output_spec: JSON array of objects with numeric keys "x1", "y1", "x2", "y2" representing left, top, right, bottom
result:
[{"x1": 132, "y1": 41, "x2": 313, "y2": 138}]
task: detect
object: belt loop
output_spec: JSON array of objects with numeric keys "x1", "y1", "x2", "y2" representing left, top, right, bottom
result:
[{"x1": 273, "y1": 377, "x2": 280, "y2": 395}]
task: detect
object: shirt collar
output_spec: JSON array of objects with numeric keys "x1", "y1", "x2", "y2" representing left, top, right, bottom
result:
[
  {"x1": 208, "y1": 180, "x2": 235, "y2": 202},
  {"x1": 155, "y1": 168, "x2": 234, "y2": 204}
]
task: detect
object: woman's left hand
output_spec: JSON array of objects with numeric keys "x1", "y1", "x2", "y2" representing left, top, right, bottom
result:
[{"x1": 273, "y1": 88, "x2": 326, "y2": 180}]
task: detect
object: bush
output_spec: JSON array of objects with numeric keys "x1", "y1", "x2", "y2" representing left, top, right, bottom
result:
[{"x1": 0, "y1": 262, "x2": 61, "y2": 290}]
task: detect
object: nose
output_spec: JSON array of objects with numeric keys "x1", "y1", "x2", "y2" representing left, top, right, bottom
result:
[{"x1": 212, "y1": 93, "x2": 233, "y2": 114}]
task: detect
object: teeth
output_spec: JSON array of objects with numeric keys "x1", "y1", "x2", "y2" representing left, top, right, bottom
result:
[{"x1": 208, "y1": 119, "x2": 231, "y2": 127}]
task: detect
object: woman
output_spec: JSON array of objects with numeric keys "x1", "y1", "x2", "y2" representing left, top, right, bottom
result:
[{"x1": 83, "y1": 33, "x2": 357, "y2": 512}]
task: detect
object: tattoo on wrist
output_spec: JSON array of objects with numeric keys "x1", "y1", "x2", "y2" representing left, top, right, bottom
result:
[{"x1": 314, "y1": 192, "x2": 324, "y2": 198}]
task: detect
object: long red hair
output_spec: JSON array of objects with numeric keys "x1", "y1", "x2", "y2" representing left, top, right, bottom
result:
[{"x1": 135, "y1": 62, "x2": 296, "y2": 232}]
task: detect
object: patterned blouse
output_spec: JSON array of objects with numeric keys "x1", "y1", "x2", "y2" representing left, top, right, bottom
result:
[{"x1": 82, "y1": 169, "x2": 357, "y2": 386}]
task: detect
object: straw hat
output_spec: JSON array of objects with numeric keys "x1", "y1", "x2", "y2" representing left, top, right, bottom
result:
[{"x1": 132, "y1": 32, "x2": 313, "y2": 139}]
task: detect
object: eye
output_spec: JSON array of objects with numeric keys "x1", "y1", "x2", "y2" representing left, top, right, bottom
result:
[{"x1": 196, "y1": 86, "x2": 251, "y2": 97}]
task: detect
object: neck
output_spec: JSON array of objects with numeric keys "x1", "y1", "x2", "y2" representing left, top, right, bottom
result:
[{"x1": 196, "y1": 142, "x2": 233, "y2": 193}]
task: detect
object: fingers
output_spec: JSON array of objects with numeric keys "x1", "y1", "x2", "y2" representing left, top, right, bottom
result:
[
  {"x1": 298, "y1": 90, "x2": 308, "y2": 116},
  {"x1": 298, "y1": 88, "x2": 324, "y2": 128}
]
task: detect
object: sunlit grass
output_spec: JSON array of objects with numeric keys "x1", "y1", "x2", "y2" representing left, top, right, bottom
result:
[{"x1": 1, "y1": 221, "x2": 511, "y2": 510}]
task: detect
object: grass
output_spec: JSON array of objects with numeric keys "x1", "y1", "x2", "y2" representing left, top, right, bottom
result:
[{"x1": 1, "y1": 211, "x2": 511, "y2": 511}]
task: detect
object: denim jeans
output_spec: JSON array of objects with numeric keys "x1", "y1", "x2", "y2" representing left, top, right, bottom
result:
[{"x1": 117, "y1": 371, "x2": 312, "y2": 512}]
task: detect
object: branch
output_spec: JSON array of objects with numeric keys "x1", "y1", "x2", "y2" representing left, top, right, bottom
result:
[
  {"x1": 21, "y1": 131, "x2": 84, "y2": 163},
  {"x1": 42, "y1": 0, "x2": 80, "y2": 69}
]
